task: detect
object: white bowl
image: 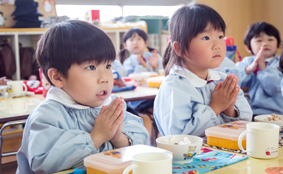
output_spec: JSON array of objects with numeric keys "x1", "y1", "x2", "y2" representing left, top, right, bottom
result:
[
  {"x1": 156, "y1": 135, "x2": 203, "y2": 163},
  {"x1": 129, "y1": 72, "x2": 158, "y2": 83},
  {"x1": 254, "y1": 114, "x2": 283, "y2": 134}
]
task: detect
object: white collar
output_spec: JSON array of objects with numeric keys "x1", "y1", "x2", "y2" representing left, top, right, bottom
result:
[
  {"x1": 46, "y1": 86, "x2": 112, "y2": 109},
  {"x1": 265, "y1": 56, "x2": 276, "y2": 63},
  {"x1": 169, "y1": 64, "x2": 220, "y2": 87}
]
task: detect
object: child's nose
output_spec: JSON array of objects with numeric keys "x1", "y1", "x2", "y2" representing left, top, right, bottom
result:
[
  {"x1": 262, "y1": 41, "x2": 267, "y2": 46},
  {"x1": 98, "y1": 74, "x2": 109, "y2": 84},
  {"x1": 213, "y1": 44, "x2": 220, "y2": 50}
]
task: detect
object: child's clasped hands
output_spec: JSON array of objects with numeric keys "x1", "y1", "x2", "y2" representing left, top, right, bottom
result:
[
  {"x1": 210, "y1": 74, "x2": 240, "y2": 117},
  {"x1": 91, "y1": 97, "x2": 125, "y2": 148}
]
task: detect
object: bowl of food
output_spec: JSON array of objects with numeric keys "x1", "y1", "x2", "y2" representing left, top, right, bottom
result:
[
  {"x1": 254, "y1": 113, "x2": 283, "y2": 136},
  {"x1": 156, "y1": 135, "x2": 203, "y2": 163}
]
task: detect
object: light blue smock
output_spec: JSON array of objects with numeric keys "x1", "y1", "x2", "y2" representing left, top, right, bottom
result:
[
  {"x1": 112, "y1": 59, "x2": 126, "y2": 77},
  {"x1": 123, "y1": 51, "x2": 163, "y2": 76},
  {"x1": 236, "y1": 55, "x2": 283, "y2": 115},
  {"x1": 214, "y1": 57, "x2": 242, "y2": 86},
  {"x1": 16, "y1": 87, "x2": 148, "y2": 174},
  {"x1": 154, "y1": 65, "x2": 252, "y2": 137}
]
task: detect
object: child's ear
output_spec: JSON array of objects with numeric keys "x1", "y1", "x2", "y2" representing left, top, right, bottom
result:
[
  {"x1": 173, "y1": 41, "x2": 182, "y2": 57},
  {"x1": 123, "y1": 43, "x2": 127, "y2": 49},
  {"x1": 245, "y1": 45, "x2": 252, "y2": 54},
  {"x1": 145, "y1": 40, "x2": 148, "y2": 46},
  {"x1": 47, "y1": 68, "x2": 64, "y2": 88}
]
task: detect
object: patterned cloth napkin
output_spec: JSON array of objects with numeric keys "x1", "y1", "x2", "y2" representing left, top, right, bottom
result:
[{"x1": 172, "y1": 147, "x2": 248, "y2": 174}]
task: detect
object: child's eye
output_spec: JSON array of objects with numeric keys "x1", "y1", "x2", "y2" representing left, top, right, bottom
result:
[
  {"x1": 86, "y1": 65, "x2": 96, "y2": 70},
  {"x1": 268, "y1": 38, "x2": 274, "y2": 41},
  {"x1": 256, "y1": 40, "x2": 262, "y2": 42},
  {"x1": 218, "y1": 35, "x2": 224, "y2": 39},
  {"x1": 202, "y1": 36, "x2": 210, "y2": 40},
  {"x1": 106, "y1": 64, "x2": 112, "y2": 69}
]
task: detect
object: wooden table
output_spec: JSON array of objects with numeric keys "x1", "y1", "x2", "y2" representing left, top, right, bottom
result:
[
  {"x1": 0, "y1": 95, "x2": 44, "y2": 124},
  {"x1": 115, "y1": 86, "x2": 159, "y2": 102}
]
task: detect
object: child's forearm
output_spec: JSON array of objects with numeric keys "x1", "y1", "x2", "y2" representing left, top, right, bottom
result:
[
  {"x1": 245, "y1": 66, "x2": 253, "y2": 75},
  {"x1": 90, "y1": 132, "x2": 105, "y2": 150},
  {"x1": 142, "y1": 62, "x2": 148, "y2": 69},
  {"x1": 111, "y1": 133, "x2": 130, "y2": 148},
  {"x1": 224, "y1": 107, "x2": 238, "y2": 118}
]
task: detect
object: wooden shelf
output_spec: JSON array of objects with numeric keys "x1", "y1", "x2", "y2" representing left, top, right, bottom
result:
[
  {"x1": 0, "y1": 21, "x2": 147, "y2": 80},
  {"x1": 0, "y1": 28, "x2": 47, "y2": 32}
]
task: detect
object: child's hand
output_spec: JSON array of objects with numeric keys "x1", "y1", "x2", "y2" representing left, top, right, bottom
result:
[
  {"x1": 137, "y1": 55, "x2": 148, "y2": 69},
  {"x1": 258, "y1": 46, "x2": 267, "y2": 71},
  {"x1": 0, "y1": 76, "x2": 11, "y2": 85},
  {"x1": 209, "y1": 74, "x2": 239, "y2": 116},
  {"x1": 110, "y1": 110, "x2": 124, "y2": 143},
  {"x1": 90, "y1": 97, "x2": 124, "y2": 149},
  {"x1": 245, "y1": 46, "x2": 264, "y2": 75},
  {"x1": 223, "y1": 78, "x2": 240, "y2": 117},
  {"x1": 148, "y1": 50, "x2": 159, "y2": 69}
]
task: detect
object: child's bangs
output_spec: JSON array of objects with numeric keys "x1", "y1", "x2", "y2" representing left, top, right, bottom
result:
[
  {"x1": 69, "y1": 27, "x2": 116, "y2": 65},
  {"x1": 191, "y1": 6, "x2": 226, "y2": 37},
  {"x1": 123, "y1": 28, "x2": 147, "y2": 43}
]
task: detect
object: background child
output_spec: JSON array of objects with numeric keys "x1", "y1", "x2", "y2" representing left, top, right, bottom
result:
[
  {"x1": 236, "y1": 22, "x2": 283, "y2": 116},
  {"x1": 154, "y1": 4, "x2": 252, "y2": 136},
  {"x1": 277, "y1": 46, "x2": 283, "y2": 97},
  {"x1": 112, "y1": 59, "x2": 126, "y2": 77},
  {"x1": 119, "y1": 27, "x2": 163, "y2": 76},
  {"x1": 119, "y1": 28, "x2": 163, "y2": 145},
  {"x1": 16, "y1": 20, "x2": 148, "y2": 173}
]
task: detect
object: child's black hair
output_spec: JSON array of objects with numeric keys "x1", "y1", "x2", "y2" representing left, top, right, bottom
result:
[
  {"x1": 36, "y1": 20, "x2": 116, "y2": 85},
  {"x1": 163, "y1": 4, "x2": 226, "y2": 75},
  {"x1": 278, "y1": 50, "x2": 283, "y2": 73},
  {"x1": 244, "y1": 22, "x2": 281, "y2": 55},
  {"x1": 118, "y1": 27, "x2": 155, "y2": 64}
]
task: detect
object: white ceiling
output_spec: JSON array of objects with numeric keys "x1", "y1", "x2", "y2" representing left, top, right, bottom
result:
[{"x1": 56, "y1": 0, "x2": 191, "y2": 6}]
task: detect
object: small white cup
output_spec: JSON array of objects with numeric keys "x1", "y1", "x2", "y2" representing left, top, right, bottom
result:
[
  {"x1": 7, "y1": 81, "x2": 27, "y2": 97},
  {"x1": 123, "y1": 152, "x2": 172, "y2": 174},
  {"x1": 238, "y1": 122, "x2": 280, "y2": 159}
]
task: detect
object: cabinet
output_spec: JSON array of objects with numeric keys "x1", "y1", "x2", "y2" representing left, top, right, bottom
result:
[{"x1": 0, "y1": 21, "x2": 147, "y2": 80}]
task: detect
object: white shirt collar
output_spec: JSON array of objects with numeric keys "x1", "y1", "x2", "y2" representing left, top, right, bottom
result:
[
  {"x1": 169, "y1": 64, "x2": 220, "y2": 87},
  {"x1": 265, "y1": 56, "x2": 276, "y2": 63},
  {"x1": 46, "y1": 86, "x2": 112, "y2": 109}
]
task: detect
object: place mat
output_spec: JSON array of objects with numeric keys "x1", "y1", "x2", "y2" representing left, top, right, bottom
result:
[
  {"x1": 172, "y1": 147, "x2": 248, "y2": 174},
  {"x1": 202, "y1": 137, "x2": 283, "y2": 155}
]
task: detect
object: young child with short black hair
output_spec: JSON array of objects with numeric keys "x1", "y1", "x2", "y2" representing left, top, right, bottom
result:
[
  {"x1": 236, "y1": 22, "x2": 283, "y2": 116},
  {"x1": 16, "y1": 20, "x2": 148, "y2": 173}
]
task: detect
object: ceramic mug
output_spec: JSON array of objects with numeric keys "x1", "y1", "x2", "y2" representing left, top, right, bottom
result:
[
  {"x1": 123, "y1": 152, "x2": 173, "y2": 174},
  {"x1": 7, "y1": 81, "x2": 27, "y2": 97},
  {"x1": 238, "y1": 122, "x2": 280, "y2": 159},
  {"x1": 0, "y1": 85, "x2": 7, "y2": 96}
]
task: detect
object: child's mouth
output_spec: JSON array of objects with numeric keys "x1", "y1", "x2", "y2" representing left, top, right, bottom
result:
[
  {"x1": 212, "y1": 55, "x2": 221, "y2": 58},
  {"x1": 96, "y1": 90, "x2": 108, "y2": 99}
]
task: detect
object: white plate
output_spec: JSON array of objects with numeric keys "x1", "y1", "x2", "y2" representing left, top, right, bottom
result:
[{"x1": 254, "y1": 114, "x2": 283, "y2": 124}]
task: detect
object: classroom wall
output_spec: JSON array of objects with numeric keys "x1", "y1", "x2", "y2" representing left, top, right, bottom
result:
[
  {"x1": 196, "y1": 0, "x2": 283, "y2": 60},
  {"x1": 252, "y1": 0, "x2": 283, "y2": 56}
]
